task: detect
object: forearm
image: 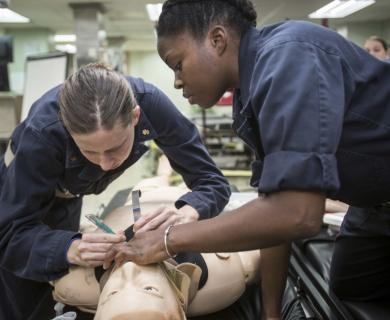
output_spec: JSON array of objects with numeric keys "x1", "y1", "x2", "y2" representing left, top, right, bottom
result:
[
  {"x1": 104, "y1": 190, "x2": 325, "y2": 267},
  {"x1": 260, "y1": 243, "x2": 291, "y2": 320},
  {"x1": 169, "y1": 191, "x2": 325, "y2": 253}
]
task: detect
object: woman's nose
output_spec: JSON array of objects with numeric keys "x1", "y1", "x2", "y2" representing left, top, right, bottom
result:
[
  {"x1": 99, "y1": 155, "x2": 115, "y2": 171},
  {"x1": 174, "y1": 75, "x2": 183, "y2": 89}
]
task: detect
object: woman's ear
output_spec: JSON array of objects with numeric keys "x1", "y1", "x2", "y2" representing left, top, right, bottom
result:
[
  {"x1": 208, "y1": 25, "x2": 228, "y2": 56},
  {"x1": 132, "y1": 105, "x2": 141, "y2": 126}
]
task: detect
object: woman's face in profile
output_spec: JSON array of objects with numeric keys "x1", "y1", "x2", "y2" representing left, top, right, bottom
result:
[
  {"x1": 95, "y1": 262, "x2": 183, "y2": 320},
  {"x1": 364, "y1": 39, "x2": 389, "y2": 60},
  {"x1": 157, "y1": 32, "x2": 231, "y2": 109}
]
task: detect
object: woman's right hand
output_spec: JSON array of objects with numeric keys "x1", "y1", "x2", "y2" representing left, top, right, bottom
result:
[
  {"x1": 67, "y1": 233, "x2": 126, "y2": 267},
  {"x1": 103, "y1": 227, "x2": 169, "y2": 269}
]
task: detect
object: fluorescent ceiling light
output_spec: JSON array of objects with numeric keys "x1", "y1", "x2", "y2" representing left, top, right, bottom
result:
[
  {"x1": 309, "y1": 0, "x2": 375, "y2": 19},
  {"x1": 0, "y1": 8, "x2": 29, "y2": 23},
  {"x1": 146, "y1": 3, "x2": 162, "y2": 22},
  {"x1": 54, "y1": 34, "x2": 76, "y2": 43},
  {"x1": 55, "y1": 44, "x2": 76, "y2": 54}
]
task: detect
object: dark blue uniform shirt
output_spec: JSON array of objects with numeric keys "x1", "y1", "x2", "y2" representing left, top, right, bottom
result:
[
  {"x1": 234, "y1": 21, "x2": 390, "y2": 303},
  {"x1": 234, "y1": 21, "x2": 390, "y2": 208},
  {"x1": 0, "y1": 76, "x2": 230, "y2": 319}
]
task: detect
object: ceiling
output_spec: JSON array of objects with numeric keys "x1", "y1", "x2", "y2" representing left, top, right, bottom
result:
[{"x1": 4, "y1": 0, "x2": 390, "y2": 50}]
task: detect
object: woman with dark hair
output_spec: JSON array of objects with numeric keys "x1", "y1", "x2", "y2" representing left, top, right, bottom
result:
[
  {"x1": 0, "y1": 63, "x2": 230, "y2": 319},
  {"x1": 104, "y1": 1, "x2": 390, "y2": 319},
  {"x1": 364, "y1": 35, "x2": 389, "y2": 60}
]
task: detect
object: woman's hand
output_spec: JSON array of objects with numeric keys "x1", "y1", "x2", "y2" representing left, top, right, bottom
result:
[
  {"x1": 133, "y1": 204, "x2": 199, "y2": 233},
  {"x1": 67, "y1": 233, "x2": 126, "y2": 267},
  {"x1": 103, "y1": 228, "x2": 168, "y2": 268},
  {"x1": 103, "y1": 205, "x2": 200, "y2": 268}
]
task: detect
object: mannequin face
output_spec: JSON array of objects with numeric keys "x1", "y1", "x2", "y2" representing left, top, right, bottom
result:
[{"x1": 95, "y1": 262, "x2": 183, "y2": 320}]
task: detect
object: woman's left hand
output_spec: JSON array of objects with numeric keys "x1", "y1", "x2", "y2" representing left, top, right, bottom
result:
[
  {"x1": 103, "y1": 205, "x2": 198, "y2": 268},
  {"x1": 133, "y1": 204, "x2": 199, "y2": 233},
  {"x1": 103, "y1": 227, "x2": 168, "y2": 268}
]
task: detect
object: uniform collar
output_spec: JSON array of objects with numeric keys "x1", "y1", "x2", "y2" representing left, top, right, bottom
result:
[
  {"x1": 235, "y1": 27, "x2": 262, "y2": 118},
  {"x1": 134, "y1": 108, "x2": 158, "y2": 142},
  {"x1": 65, "y1": 131, "x2": 86, "y2": 168}
]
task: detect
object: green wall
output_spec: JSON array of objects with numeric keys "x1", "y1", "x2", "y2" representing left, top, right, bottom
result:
[
  {"x1": 383, "y1": 20, "x2": 390, "y2": 43},
  {"x1": 3, "y1": 17, "x2": 390, "y2": 99},
  {"x1": 5, "y1": 28, "x2": 53, "y2": 93},
  {"x1": 128, "y1": 51, "x2": 194, "y2": 116},
  {"x1": 331, "y1": 19, "x2": 390, "y2": 46}
]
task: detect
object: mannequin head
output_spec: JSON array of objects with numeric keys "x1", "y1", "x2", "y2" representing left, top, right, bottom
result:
[
  {"x1": 95, "y1": 263, "x2": 185, "y2": 320},
  {"x1": 52, "y1": 266, "x2": 100, "y2": 314}
]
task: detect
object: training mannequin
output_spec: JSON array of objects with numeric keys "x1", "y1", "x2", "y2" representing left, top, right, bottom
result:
[
  {"x1": 52, "y1": 156, "x2": 343, "y2": 319},
  {"x1": 52, "y1": 169, "x2": 260, "y2": 319}
]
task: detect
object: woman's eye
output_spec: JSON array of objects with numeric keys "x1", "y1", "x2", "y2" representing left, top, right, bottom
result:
[{"x1": 174, "y1": 62, "x2": 182, "y2": 71}]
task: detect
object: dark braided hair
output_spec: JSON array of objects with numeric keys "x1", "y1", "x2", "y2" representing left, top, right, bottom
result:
[
  {"x1": 59, "y1": 63, "x2": 137, "y2": 134},
  {"x1": 157, "y1": 0, "x2": 257, "y2": 40}
]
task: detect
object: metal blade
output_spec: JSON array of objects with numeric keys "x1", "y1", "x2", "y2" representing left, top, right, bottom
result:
[{"x1": 131, "y1": 189, "x2": 142, "y2": 223}]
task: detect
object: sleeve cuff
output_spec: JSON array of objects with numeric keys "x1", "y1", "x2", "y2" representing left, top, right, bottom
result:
[
  {"x1": 64, "y1": 233, "x2": 82, "y2": 266},
  {"x1": 46, "y1": 231, "x2": 81, "y2": 281},
  {"x1": 175, "y1": 192, "x2": 210, "y2": 220},
  {"x1": 251, "y1": 151, "x2": 340, "y2": 195}
]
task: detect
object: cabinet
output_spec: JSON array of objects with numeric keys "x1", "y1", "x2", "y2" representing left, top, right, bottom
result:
[{"x1": 0, "y1": 92, "x2": 22, "y2": 152}]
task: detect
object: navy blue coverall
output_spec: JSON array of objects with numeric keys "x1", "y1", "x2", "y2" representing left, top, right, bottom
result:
[
  {"x1": 234, "y1": 21, "x2": 390, "y2": 302},
  {"x1": 0, "y1": 77, "x2": 230, "y2": 319}
]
